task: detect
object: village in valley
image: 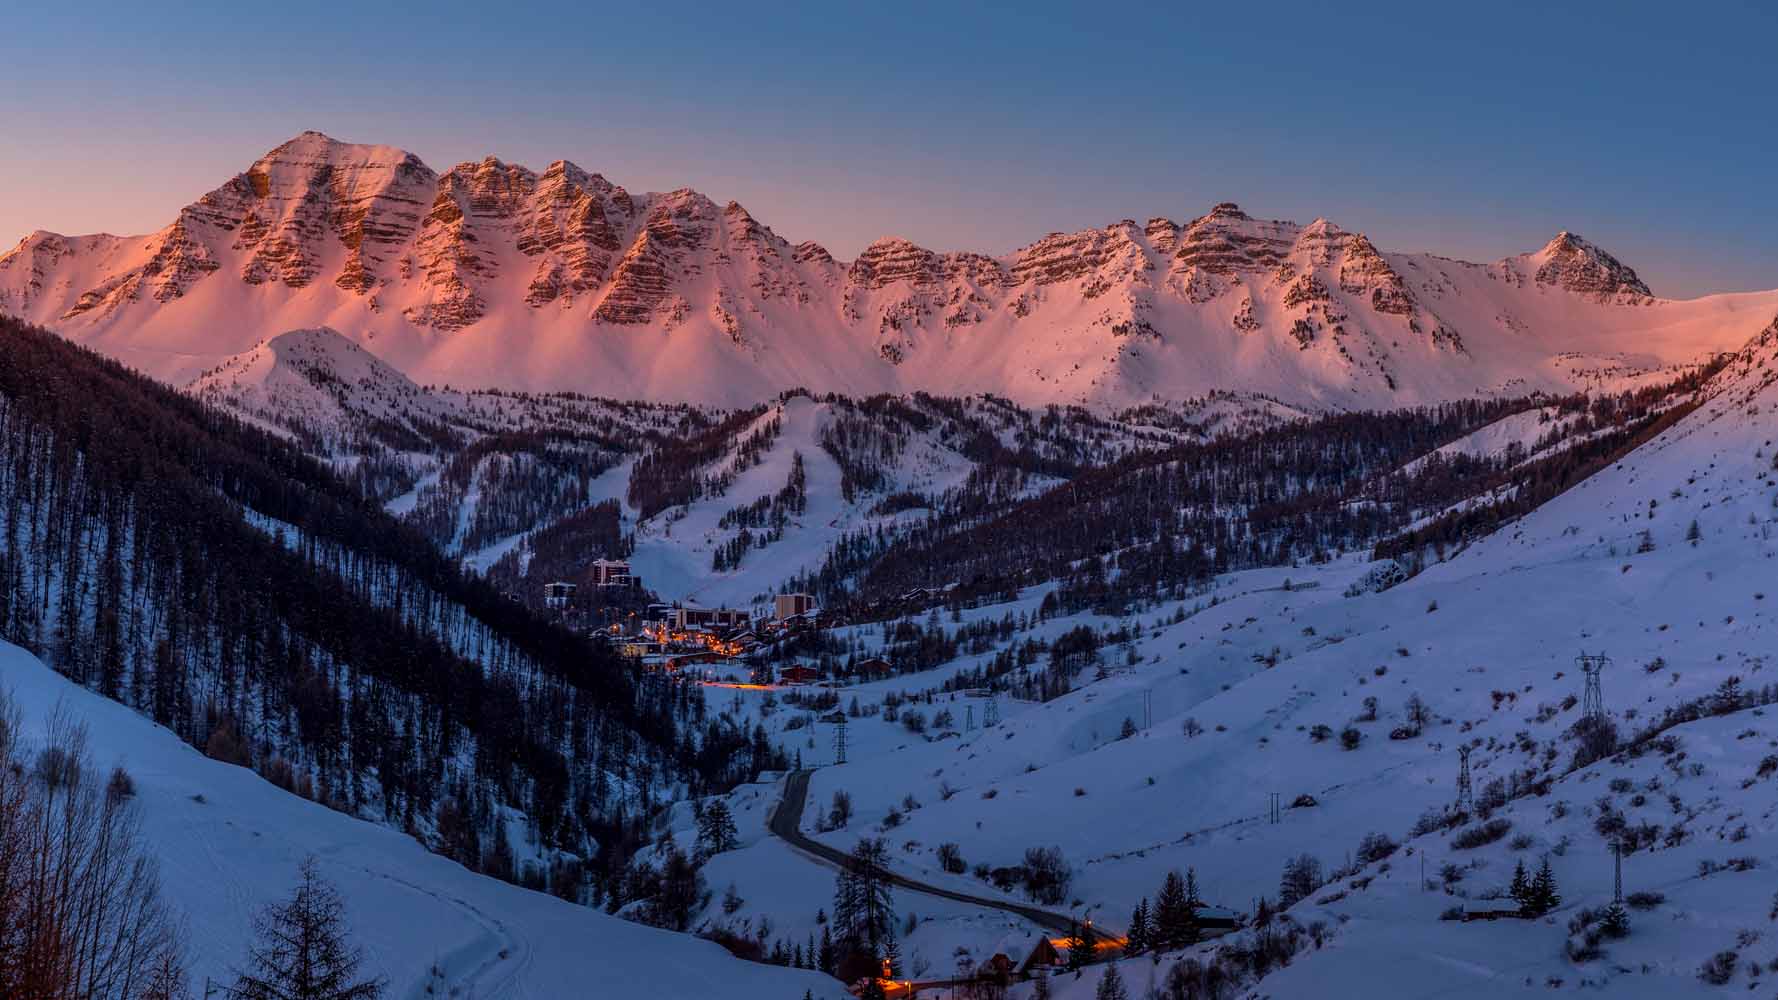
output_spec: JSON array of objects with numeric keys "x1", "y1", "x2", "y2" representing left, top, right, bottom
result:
[{"x1": 538, "y1": 558, "x2": 938, "y2": 690}]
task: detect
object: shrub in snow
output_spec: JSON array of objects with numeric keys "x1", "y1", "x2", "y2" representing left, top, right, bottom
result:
[
  {"x1": 1451, "y1": 818, "x2": 1512, "y2": 850},
  {"x1": 1700, "y1": 950, "x2": 1738, "y2": 985},
  {"x1": 105, "y1": 765, "x2": 136, "y2": 802},
  {"x1": 1566, "y1": 715, "x2": 1619, "y2": 770},
  {"x1": 1277, "y1": 855, "x2": 1323, "y2": 908},
  {"x1": 1354, "y1": 832, "x2": 1398, "y2": 865},
  {"x1": 1344, "y1": 560, "x2": 1409, "y2": 597},
  {"x1": 1021, "y1": 846, "x2": 1072, "y2": 905},
  {"x1": 937, "y1": 842, "x2": 966, "y2": 874}
]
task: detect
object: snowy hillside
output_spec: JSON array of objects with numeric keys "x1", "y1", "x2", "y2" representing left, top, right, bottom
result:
[
  {"x1": 680, "y1": 313, "x2": 1778, "y2": 996},
  {"x1": 0, "y1": 641, "x2": 842, "y2": 999},
  {"x1": 5, "y1": 132, "x2": 1775, "y2": 410}
]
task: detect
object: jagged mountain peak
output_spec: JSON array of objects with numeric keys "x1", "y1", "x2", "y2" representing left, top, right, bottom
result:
[
  {"x1": 250, "y1": 130, "x2": 427, "y2": 172},
  {"x1": 5, "y1": 133, "x2": 1771, "y2": 411},
  {"x1": 1523, "y1": 229, "x2": 1652, "y2": 300}
]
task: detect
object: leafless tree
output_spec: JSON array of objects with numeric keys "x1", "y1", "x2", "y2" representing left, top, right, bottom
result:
[{"x1": 0, "y1": 694, "x2": 187, "y2": 1000}]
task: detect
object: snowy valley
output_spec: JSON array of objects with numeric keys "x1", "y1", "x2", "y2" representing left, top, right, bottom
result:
[{"x1": 3, "y1": 133, "x2": 1778, "y2": 1000}]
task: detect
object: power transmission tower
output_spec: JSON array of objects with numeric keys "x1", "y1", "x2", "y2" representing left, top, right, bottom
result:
[
  {"x1": 1579, "y1": 652, "x2": 1611, "y2": 723},
  {"x1": 833, "y1": 716, "x2": 848, "y2": 765},
  {"x1": 965, "y1": 705, "x2": 976, "y2": 732},
  {"x1": 1268, "y1": 792, "x2": 1281, "y2": 824},
  {"x1": 1455, "y1": 746, "x2": 1474, "y2": 814},
  {"x1": 983, "y1": 695, "x2": 1000, "y2": 728},
  {"x1": 1612, "y1": 840, "x2": 1623, "y2": 904}
]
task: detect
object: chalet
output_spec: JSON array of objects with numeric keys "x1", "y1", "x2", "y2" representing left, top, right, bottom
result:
[
  {"x1": 591, "y1": 558, "x2": 633, "y2": 588},
  {"x1": 777, "y1": 664, "x2": 822, "y2": 685},
  {"x1": 979, "y1": 953, "x2": 1016, "y2": 984},
  {"x1": 1197, "y1": 905, "x2": 1241, "y2": 935},
  {"x1": 543, "y1": 581, "x2": 577, "y2": 609},
  {"x1": 897, "y1": 587, "x2": 933, "y2": 605},
  {"x1": 854, "y1": 657, "x2": 893, "y2": 680},
  {"x1": 774, "y1": 592, "x2": 816, "y2": 622},
  {"x1": 1018, "y1": 938, "x2": 1061, "y2": 976}
]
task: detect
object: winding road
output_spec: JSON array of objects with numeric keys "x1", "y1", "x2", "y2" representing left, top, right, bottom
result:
[{"x1": 768, "y1": 769, "x2": 1115, "y2": 942}]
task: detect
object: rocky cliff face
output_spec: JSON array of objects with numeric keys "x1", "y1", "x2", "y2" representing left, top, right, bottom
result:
[
  {"x1": 5, "y1": 130, "x2": 1746, "y2": 411},
  {"x1": 1522, "y1": 231, "x2": 1653, "y2": 301}
]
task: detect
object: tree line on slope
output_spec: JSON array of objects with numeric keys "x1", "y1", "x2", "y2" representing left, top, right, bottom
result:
[
  {"x1": 0, "y1": 317, "x2": 769, "y2": 913},
  {"x1": 804, "y1": 396, "x2": 1542, "y2": 617},
  {"x1": 785, "y1": 368, "x2": 1723, "y2": 629}
]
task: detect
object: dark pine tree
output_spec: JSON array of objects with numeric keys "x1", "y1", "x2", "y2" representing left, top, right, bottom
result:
[{"x1": 232, "y1": 858, "x2": 385, "y2": 1000}]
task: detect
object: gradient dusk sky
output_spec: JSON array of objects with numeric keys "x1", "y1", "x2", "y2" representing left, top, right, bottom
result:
[{"x1": 2, "y1": 1, "x2": 1773, "y2": 298}]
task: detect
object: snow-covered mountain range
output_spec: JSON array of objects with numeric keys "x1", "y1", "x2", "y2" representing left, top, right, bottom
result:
[{"x1": 6, "y1": 131, "x2": 1774, "y2": 409}]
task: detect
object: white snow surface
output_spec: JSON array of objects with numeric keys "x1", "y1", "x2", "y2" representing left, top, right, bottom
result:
[{"x1": 0, "y1": 643, "x2": 843, "y2": 1000}]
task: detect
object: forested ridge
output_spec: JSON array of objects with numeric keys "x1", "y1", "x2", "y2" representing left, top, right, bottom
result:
[
  {"x1": 0, "y1": 316, "x2": 771, "y2": 906},
  {"x1": 793, "y1": 370, "x2": 1720, "y2": 619}
]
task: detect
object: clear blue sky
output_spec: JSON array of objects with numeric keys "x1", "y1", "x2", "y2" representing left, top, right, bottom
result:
[{"x1": 3, "y1": 0, "x2": 1773, "y2": 297}]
